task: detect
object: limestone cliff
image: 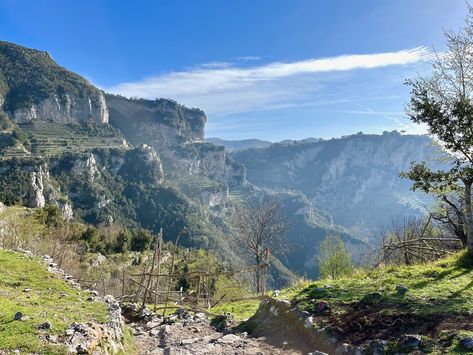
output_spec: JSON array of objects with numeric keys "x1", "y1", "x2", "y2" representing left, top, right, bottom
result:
[
  {"x1": 106, "y1": 94, "x2": 246, "y2": 206},
  {"x1": 233, "y1": 131, "x2": 442, "y2": 238},
  {"x1": 27, "y1": 166, "x2": 47, "y2": 208},
  {"x1": 10, "y1": 92, "x2": 109, "y2": 124},
  {"x1": 0, "y1": 41, "x2": 108, "y2": 124},
  {"x1": 106, "y1": 94, "x2": 205, "y2": 147}
]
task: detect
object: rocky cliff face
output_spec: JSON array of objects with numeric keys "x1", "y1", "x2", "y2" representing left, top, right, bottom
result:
[
  {"x1": 0, "y1": 41, "x2": 109, "y2": 125},
  {"x1": 233, "y1": 131, "x2": 443, "y2": 238},
  {"x1": 106, "y1": 95, "x2": 205, "y2": 147},
  {"x1": 106, "y1": 94, "x2": 246, "y2": 206},
  {"x1": 10, "y1": 92, "x2": 109, "y2": 124},
  {"x1": 27, "y1": 166, "x2": 47, "y2": 208},
  {"x1": 71, "y1": 153, "x2": 101, "y2": 182}
]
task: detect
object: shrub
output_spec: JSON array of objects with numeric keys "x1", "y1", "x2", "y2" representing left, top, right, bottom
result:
[
  {"x1": 130, "y1": 228, "x2": 153, "y2": 252},
  {"x1": 318, "y1": 234, "x2": 354, "y2": 279}
]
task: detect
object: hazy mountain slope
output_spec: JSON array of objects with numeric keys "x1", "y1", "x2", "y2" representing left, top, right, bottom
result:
[
  {"x1": 233, "y1": 131, "x2": 442, "y2": 239},
  {"x1": 106, "y1": 94, "x2": 247, "y2": 208},
  {"x1": 206, "y1": 137, "x2": 272, "y2": 151}
]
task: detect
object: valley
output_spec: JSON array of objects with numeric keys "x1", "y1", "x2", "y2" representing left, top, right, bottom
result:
[{"x1": 1, "y1": 4, "x2": 473, "y2": 352}]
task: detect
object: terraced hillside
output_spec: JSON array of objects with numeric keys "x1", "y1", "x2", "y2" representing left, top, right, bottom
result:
[{"x1": 19, "y1": 121, "x2": 126, "y2": 157}]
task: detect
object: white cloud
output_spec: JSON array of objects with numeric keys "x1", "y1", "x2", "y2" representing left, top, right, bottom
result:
[
  {"x1": 105, "y1": 47, "x2": 433, "y2": 119},
  {"x1": 235, "y1": 56, "x2": 262, "y2": 61},
  {"x1": 196, "y1": 61, "x2": 234, "y2": 69}
]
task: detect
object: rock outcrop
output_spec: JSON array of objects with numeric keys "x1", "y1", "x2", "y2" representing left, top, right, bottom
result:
[
  {"x1": 106, "y1": 95, "x2": 205, "y2": 147},
  {"x1": 71, "y1": 153, "x2": 101, "y2": 182},
  {"x1": 0, "y1": 40, "x2": 109, "y2": 125},
  {"x1": 10, "y1": 92, "x2": 109, "y2": 124},
  {"x1": 27, "y1": 166, "x2": 47, "y2": 208},
  {"x1": 41, "y1": 253, "x2": 125, "y2": 354},
  {"x1": 243, "y1": 298, "x2": 340, "y2": 354}
]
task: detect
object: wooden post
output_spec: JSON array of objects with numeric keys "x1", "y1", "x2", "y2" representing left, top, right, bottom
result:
[
  {"x1": 134, "y1": 261, "x2": 148, "y2": 303},
  {"x1": 142, "y1": 230, "x2": 160, "y2": 311},
  {"x1": 261, "y1": 248, "x2": 270, "y2": 296},
  {"x1": 163, "y1": 231, "x2": 182, "y2": 317},
  {"x1": 102, "y1": 273, "x2": 106, "y2": 295},
  {"x1": 153, "y1": 229, "x2": 163, "y2": 312},
  {"x1": 196, "y1": 274, "x2": 201, "y2": 307}
]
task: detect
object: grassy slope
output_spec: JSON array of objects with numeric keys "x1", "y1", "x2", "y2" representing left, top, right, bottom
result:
[
  {"x1": 0, "y1": 249, "x2": 109, "y2": 354},
  {"x1": 287, "y1": 252, "x2": 473, "y2": 352},
  {"x1": 218, "y1": 253, "x2": 473, "y2": 352}
]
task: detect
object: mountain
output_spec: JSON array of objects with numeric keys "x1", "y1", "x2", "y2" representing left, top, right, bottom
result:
[
  {"x1": 0, "y1": 41, "x2": 444, "y2": 281},
  {"x1": 232, "y1": 131, "x2": 442, "y2": 241},
  {"x1": 0, "y1": 41, "x2": 296, "y2": 285},
  {"x1": 206, "y1": 137, "x2": 272, "y2": 151},
  {"x1": 0, "y1": 41, "x2": 108, "y2": 124}
]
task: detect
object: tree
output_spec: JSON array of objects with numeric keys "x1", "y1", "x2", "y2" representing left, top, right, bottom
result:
[
  {"x1": 114, "y1": 228, "x2": 131, "y2": 253},
  {"x1": 429, "y1": 193, "x2": 468, "y2": 247},
  {"x1": 130, "y1": 228, "x2": 153, "y2": 252},
  {"x1": 377, "y1": 216, "x2": 462, "y2": 266},
  {"x1": 318, "y1": 234, "x2": 353, "y2": 279},
  {"x1": 402, "y1": 10, "x2": 473, "y2": 255},
  {"x1": 231, "y1": 198, "x2": 290, "y2": 293}
]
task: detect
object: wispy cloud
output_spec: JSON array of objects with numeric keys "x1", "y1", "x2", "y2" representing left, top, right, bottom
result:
[
  {"x1": 196, "y1": 61, "x2": 234, "y2": 69},
  {"x1": 105, "y1": 47, "x2": 432, "y2": 139},
  {"x1": 235, "y1": 56, "x2": 262, "y2": 61},
  {"x1": 106, "y1": 47, "x2": 432, "y2": 114}
]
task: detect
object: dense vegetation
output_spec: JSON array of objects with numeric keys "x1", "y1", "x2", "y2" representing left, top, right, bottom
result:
[{"x1": 0, "y1": 41, "x2": 100, "y2": 111}]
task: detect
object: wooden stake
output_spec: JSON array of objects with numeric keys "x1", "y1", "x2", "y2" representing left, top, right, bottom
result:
[
  {"x1": 153, "y1": 229, "x2": 163, "y2": 311},
  {"x1": 142, "y1": 230, "x2": 160, "y2": 310},
  {"x1": 163, "y1": 230, "x2": 182, "y2": 317}
]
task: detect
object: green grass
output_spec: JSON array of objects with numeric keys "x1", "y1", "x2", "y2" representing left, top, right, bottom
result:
[
  {"x1": 210, "y1": 300, "x2": 260, "y2": 321},
  {"x1": 0, "y1": 249, "x2": 109, "y2": 354},
  {"x1": 293, "y1": 252, "x2": 473, "y2": 316},
  {"x1": 118, "y1": 325, "x2": 137, "y2": 355},
  {"x1": 290, "y1": 252, "x2": 473, "y2": 351}
]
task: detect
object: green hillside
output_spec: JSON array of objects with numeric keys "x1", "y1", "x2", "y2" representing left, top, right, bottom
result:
[
  {"x1": 0, "y1": 249, "x2": 109, "y2": 354},
  {"x1": 0, "y1": 40, "x2": 99, "y2": 112}
]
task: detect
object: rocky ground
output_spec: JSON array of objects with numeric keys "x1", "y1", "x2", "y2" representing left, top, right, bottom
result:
[{"x1": 124, "y1": 305, "x2": 303, "y2": 355}]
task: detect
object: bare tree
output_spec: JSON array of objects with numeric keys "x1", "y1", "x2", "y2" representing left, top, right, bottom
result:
[
  {"x1": 231, "y1": 198, "x2": 290, "y2": 293},
  {"x1": 377, "y1": 216, "x2": 462, "y2": 266}
]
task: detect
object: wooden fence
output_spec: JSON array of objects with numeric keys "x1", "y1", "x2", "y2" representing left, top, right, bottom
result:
[{"x1": 117, "y1": 229, "x2": 270, "y2": 316}]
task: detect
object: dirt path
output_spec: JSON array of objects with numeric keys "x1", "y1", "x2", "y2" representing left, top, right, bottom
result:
[{"x1": 127, "y1": 310, "x2": 302, "y2": 354}]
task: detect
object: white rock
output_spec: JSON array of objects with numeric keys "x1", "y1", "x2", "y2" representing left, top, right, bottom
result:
[{"x1": 216, "y1": 334, "x2": 241, "y2": 344}]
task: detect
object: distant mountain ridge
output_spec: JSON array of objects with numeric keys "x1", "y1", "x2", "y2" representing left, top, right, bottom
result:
[
  {"x1": 206, "y1": 137, "x2": 272, "y2": 151},
  {"x1": 232, "y1": 131, "x2": 441, "y2": 240},
  {"x1": 206, "y1": 137, "x2": 323, "y2": 151}
]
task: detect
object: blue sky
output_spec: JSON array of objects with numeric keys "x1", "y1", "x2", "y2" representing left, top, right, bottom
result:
[{"x1": 0, "y1": 0, "x2": 468, "y2": 141}]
